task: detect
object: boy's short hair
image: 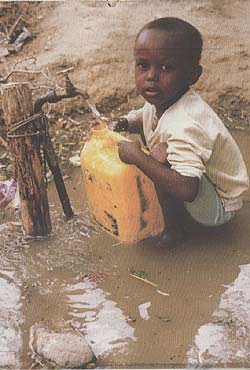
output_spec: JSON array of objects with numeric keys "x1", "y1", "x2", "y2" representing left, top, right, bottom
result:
[{"x1": 137, "y1": 17, "x2": 203, "y2": 66}]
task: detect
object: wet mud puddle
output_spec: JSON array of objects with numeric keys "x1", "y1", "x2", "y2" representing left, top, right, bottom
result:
[{"x1": 1, "y1": 134, "x2": 250, "y2": 368}]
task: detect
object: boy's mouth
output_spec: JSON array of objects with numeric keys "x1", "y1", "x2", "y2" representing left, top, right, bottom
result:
[{"x1": 144, "y1": 87, "x2": 161, "y2": 97}]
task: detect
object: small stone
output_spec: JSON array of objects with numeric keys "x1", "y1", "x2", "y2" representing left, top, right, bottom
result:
[
  {"x1": 33, "y1": 326, "x2": 95, "y2": 368},
  {"x1": 69, "y1": 154, "x2": 81, "y2": 167},
  {"x1": 85, "y1": 362, "x2": 96, "y2": 369},
  {"x1": 0, "y1": 47, "x2": 10, "y2": 58}
]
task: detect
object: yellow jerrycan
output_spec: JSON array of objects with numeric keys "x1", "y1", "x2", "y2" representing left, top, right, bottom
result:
[{"x1": 80, "y1": 124, "x2": 165, "y2": 242}]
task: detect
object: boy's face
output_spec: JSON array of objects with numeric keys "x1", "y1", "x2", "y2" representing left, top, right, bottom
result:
[{"x1": 134, "y1": 29, "x2": 197, "y2": 115}]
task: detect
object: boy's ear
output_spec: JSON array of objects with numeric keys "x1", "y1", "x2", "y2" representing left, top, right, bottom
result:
[{"x1": 188, "y1": 65, "x2": 202, "y2": 85}]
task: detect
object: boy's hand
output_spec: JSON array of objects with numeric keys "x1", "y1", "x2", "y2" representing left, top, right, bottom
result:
[
  {"x1": 118, "y1": 140, "x2": 141, "y2": 164},
  {"x1": 150, "y1": 143, "x2": 168, "y2": 164},
  {"x1": 113, "y1": 117, "x2": 129, "y2": 132}
]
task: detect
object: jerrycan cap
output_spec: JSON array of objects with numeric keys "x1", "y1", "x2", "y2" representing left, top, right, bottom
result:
[{"x1": 91, "y1": 123, "x2": 109, "y2": 136}]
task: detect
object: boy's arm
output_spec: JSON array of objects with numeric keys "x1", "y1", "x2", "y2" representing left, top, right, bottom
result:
[
  {"x1": 114, "y1": 110, "x2": 143, "y2": 134},
  {"x1": 118, "y1": 141, "x2": 199, "y2": 202}
]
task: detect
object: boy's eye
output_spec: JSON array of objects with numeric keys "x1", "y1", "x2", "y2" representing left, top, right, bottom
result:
[
  {"x1": 161, "y1": 64, "x2": 173, "y2": 71},
  {"x1": 136, "y1": 62, "x2": 149, "y2": 70}
]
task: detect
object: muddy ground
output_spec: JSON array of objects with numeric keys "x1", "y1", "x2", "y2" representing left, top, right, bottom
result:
[{"x1": 0, "y1": 0, "x2": 250, "y2": 369}]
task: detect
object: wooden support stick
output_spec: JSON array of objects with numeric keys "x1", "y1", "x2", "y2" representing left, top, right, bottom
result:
[
  {"x1": 1, "y1": 83, "x2": 52, "y2": 236},
  {"x1": 34, "y1": 90, "x2": 76, "y2": 220},
  {"x1": 44, "y1": 134, "x2": 74, "y2": 219},
  {"x1": 34, "y1": 101, "x2": 74, "y2": 219}
]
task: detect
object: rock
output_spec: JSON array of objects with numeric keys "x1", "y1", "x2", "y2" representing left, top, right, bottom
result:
[
  {"x1": 0, "y1": 47, "x2": 9, "y2": 58},
  {"x1": 0, "y1": 179, "x2": 20, "y2": 210},
  {"x1": 69, "y1": 154, "x2": 81, "y2": 167},
  {"x1": 31, "y1": 325, "x2": 95, "y2": 368},
  {"x1": 13, "y1": 27, "x2": 32, "y2": 52}
]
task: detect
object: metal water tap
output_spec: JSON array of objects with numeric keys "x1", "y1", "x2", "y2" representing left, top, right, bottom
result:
[
  {"x1": 34, "y1": 67, "x2": 102, "y2": 123},
  {"x1": 34, "y1": 67, "x2": 89, "y2": 113}
]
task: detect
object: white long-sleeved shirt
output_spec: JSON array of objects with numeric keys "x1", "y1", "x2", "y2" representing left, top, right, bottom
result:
[{"x1": 125, "y1": 89, "x2": 249, "y2": 211}]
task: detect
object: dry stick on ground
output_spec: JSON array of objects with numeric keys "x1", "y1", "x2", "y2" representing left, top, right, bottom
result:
[
  {"x1": 0, "y1": 22, "x2": 9, "y2": 46},
  {"x1": 1, "y1": 83, "x2": 52, "y2": 236},
  {"x1": 0, "y1": 57, "x2": 60, "y2": 87},
  {"x1": 0, "y1": 135, "x2": 8, "y2": 149},
  {"x1": 0, "y1": 69, "x2": 41, "y2": 84},
  {"x1": 7, "y1": 15, "x2": 22, "y2": 42},
  {"x1": 0, "y1": 14, "x2": 22, "y2": 43}
]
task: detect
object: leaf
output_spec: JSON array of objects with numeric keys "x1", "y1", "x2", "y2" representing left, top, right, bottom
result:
[{"x1": 128, "y1": 267, "x2": 147, "y2": 279}]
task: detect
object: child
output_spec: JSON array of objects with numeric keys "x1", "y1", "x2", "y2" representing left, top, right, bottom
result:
[{"x1": 114, "y1": 17, "x2": 249, "y2": 234}]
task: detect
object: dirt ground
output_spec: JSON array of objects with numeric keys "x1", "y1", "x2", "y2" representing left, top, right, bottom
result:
[
  {"x1": 1, "y1": 0, "x2": 250, "y2": 106},
  {"x1": 1, "y1": 1, "x2": 250, "y2": 369}
]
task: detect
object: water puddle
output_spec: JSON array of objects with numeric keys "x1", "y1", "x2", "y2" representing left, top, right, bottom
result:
[
  {"x1": 0, "y1": 271, "x2": 22, "y2": 368},
  {"x1": 66, "y1": 278, "x2": 136, "y2": 357},
  {"x1": 187, "y1": 263, "x2": 250, "y2": 367},
  {"x1": 1, "y1": 139, "x2": 250, "y2": 368},
  {"x1": 0, "y1": 170, "x2": 138, "y2": 368}
]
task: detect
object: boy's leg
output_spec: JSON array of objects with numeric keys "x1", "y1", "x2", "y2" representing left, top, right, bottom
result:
[
  {"x1": 150, "y1": 143, "x2": 186, "y2": 243},
  {"x1": 184, "y1": 174, "x2": 236, "y2": 227},
  {"x1": 150, "y1": 143, "x2": 235, "y2": 235}
]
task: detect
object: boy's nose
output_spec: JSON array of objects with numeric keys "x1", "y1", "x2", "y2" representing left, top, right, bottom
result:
[{"x1": 146, "y1": 67, "x2": 159, "y2": 81}]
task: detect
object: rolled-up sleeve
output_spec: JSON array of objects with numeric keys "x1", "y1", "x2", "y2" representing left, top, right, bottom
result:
[
  {"x1": 166, "y1": 124, "x2": 213, "y2": 179},
  {"x1": 124, "y1": 108, "x2": 144, "y2": 125}
]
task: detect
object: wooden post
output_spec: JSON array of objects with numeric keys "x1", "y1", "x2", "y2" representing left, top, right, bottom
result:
[{"x1": 1, "y1": 83, "x2": 52, "y2": 236}]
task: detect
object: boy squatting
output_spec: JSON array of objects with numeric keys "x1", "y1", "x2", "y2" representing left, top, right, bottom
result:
[{"x1": 113, "y1": 17, "x2": 249, "y2": 232}]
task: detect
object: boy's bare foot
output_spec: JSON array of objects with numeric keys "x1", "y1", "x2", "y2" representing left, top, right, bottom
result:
[{"x1": 156, "y1": 226, "x2": 188, "y2": 247}]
